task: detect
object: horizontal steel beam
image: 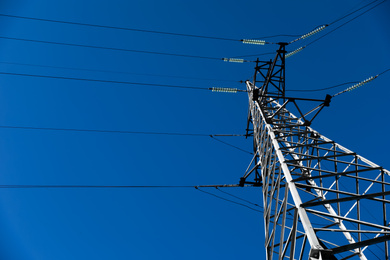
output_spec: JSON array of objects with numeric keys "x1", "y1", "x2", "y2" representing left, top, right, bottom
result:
[
  {"x1": 332, "y1": 234, "x2": 390, "y2": 254},
  {"x1": 301, "y1": 190, "x2": 390, "y2": 208}
]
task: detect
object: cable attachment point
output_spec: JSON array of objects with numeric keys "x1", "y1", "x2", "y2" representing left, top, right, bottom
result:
[
  {"x1": 333, "y1": 75, "x2": 378, "y2": 97},
  {"x1": 223, "y1": 58, "x2": 244, "y2": 63},
  {"x1": 241, "y1": 39, "x2": 266, "y2": 45},
  {"x1": 286, "y1": 46, "x2": 305, "y2": 58},
  {"x1": 239, "y1": 177, "x2": 246, "y2": 187},
  {"x1": 210, "y1": 87, "x2": 238, "y2": 93},
  {"x1": 290, "y1": 25, "x2": 328, "y2": 43},
  {"x1": 324, "y1": 94, "x2": 332, "y2": 107},
  {"x1": 345, "y1": 76, "x2": 377, "y2": 92}
]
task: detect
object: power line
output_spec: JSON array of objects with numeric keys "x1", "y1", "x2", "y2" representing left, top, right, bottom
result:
[
  {"x1": 0, "y1": 13, "x2": 302, "y2": 44},
  {"x1": 240, "y1": 2, "x2": 384, "y2": 58},
  {"x1": 287, "y1": 82, "x2": 359, "y2": 92},
  {"x1": 328, "y1": 0, "x2": 381, "y2": 26},
  {"x1": 288, "y1": 68, "x2": 389, "y2": 93},
  {"x1": 195, "y1": 187, "x2": 262, "y2": 213},
  {"x1": 0, "y1": 184, "x2": 257, "y2": 189},
  {"x1": 0, "y1": 184, "x2": 260, "y2": 189},
  {"x1": 0, "y1": 184, "x2": 265, "y2": 216},
  {"x1": 378, "y1": 68, "x2": 390, "y2": 76},
  {"x1": 295, "y1": 0, "x2": 384, "y2": 45},
  {"x1": 243, "y1": 1, "x2": 385, "y2": 58},
  {"x1": 216, "y1": 187, "x2": 261, "y2": 207},
  {"x1": 332, "y1": 68, "x2": 390, "y2": 97},
  {"x1": 231, "y1": 52, "x2": 275, "y2": 59},
  {"x1": 0, "y1": 185, "x2": 195, "y2": 188},
  {"x1": 0, "y1": 61, "x2": 239, "y2": 83},
  {"x1": 0, "y1": 36, "x2": 222, "y2": 60},
  {"x1": 0, "y1": 125, "x2": 246, "y2": 137},
  {"x1": 306, "y1": 0, "x2": 388, "y2": 47},
  {"x1": 252, "y1": 34, "x2": 301, "y2": 40},
  {"x1": 0, "y1": 13, "x2": 239, "y2": 42},
  {"x1": 0, "y1": 71, "x2": 215, "y2": 91},
  {"x1": 0, "y1": 184, "x2": 264, "y2": 214},
  {"x1": 205, "y1": 187, "x2": 325, "y2": 224},
  {"x1": 281, "y1": 0, "x2": 387, "y2": 59},
  {"x1": 209, "y1": 135, "x2": 253, "y2": 155},
  {"x1": 0, "y1": 124, "x2": 251, "y2": 155}
]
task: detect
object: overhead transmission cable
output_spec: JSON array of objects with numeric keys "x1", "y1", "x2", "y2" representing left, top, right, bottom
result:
[
  {"x1": 288, "y1": 0, "x2": 383, "y2": 45},
  {"x1": 241, "y1": 20, "x2": 327, "y2": 47},
  {"x1": 327, "y1": 0, "x2": 383, "y2": 26},
  {"x1": 0, "y1": 71, "x2": 216, "y2": 91},
  {"x1": 333, "y1": 76, "x2": 377, "y2": 97},
  {"x1": 240, "y1": 25, "x2": 328, "y2": 58},
  {"x1": 229, "y1": 52, "x2": 275, "y2": 59},
  {"x1": 0, "y1": 124, "x2": 246, "y2": 137},
  {"x1": 287, "y1": 82, "x2": 359, "y2": 92},
  {"x1": 0, "y1": 124, "x2": 252, "y2": 154},
  {"x1": 215, "y1": 187, "x2": 261, "y2": 207},
  {"x1": 0, "y1": 35, "x2": 257, "y2": 63},
  {"x1": 332, "y1": 68, "x2": 389, "y2": 97},
  {"x1": 285, "y1": 0, "x2": 388, "y2": 58},
  {"x1": 273, "y1": 0, "x2": 386, "y2": 59},
  {"x1": 287, "y1": 68, "x2": 388, "y2": 94},
  {"x1": 378, "y1": 68, "x2": 390, "y2": 76},
  {"x1": 302, "y1": 0, "x2": 384, "y2": 45},
  {"x1": 203, "y1": 187, "x2": 326, "y2": 223},
  {"x1": 0, "y1": 13, "x2": 239, "y2": 42},
  {"x1": 0, "y1": 61, "x2": 239, "y2": 83},
  {"x1": 0, "y1": 71, "x2": 249, "y2": 93},
  {"x1": 289, "y1": 25, "x2": 328, "y2": 44},
  {"x1": 0, "y1": 36, "x2": 222, "y2": 61},
  {"x1": 0, "y1": 185, "x2": 196, "y2": 189},
  {"x1": 209, "y1": 135, "x2": 253, "y2": 155},
  {"x1": 0, "y1": 183, "x2": 263, "y2": 212},
  {"x1": 251, "y1": 34, "x2": 301, "y2": 40},
  {"x1": 0, "y1": 184, "x2": 257, "y2": 189},
  {"x1": 305, "y1": 0, "x2": 388, "y2": 48},
  {"x1": 33, "y1": 0, "x2": 380, "y2": 61},
  {"x1": 198, "y1": 187, "x2": 321, "y2": 222},
  {"x1": 0, "y1": 13, "x2": 311, "y2": 48},
  {"x1": 195, "y1": 187, "x2": 263, "y2": 213}
]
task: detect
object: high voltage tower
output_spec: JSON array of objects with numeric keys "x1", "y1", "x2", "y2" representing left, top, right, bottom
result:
[
  {"x1": 0, "y1": 1, "x2": 389, "y2": 259},
  {"x1": 239, "y1": 43, "x2": 390, "y2": 260}
]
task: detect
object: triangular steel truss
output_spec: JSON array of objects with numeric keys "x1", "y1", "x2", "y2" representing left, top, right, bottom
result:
[{"x1": 244, "y1": 44, "x2": 390, "y2": 260}]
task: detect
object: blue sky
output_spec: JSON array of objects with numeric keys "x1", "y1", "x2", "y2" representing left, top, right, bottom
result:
[{"x1": 0, "y1": 0, "x2": 388, "y2": 259}]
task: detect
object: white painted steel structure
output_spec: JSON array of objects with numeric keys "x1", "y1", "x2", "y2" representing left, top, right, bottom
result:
[{"x1": 244, "y1": 45, "x2": 390, "y2": 260}]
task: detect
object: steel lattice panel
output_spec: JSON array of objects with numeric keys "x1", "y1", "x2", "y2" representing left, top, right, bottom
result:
[{"x1": 247, "y1": 80, "x2": 390, "y2": 260}]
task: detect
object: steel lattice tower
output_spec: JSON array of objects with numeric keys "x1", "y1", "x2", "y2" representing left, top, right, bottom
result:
[{"x1": 241, "y1": 44, "x2": 390, "y2": 260}]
